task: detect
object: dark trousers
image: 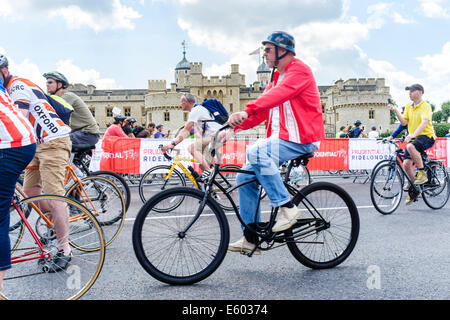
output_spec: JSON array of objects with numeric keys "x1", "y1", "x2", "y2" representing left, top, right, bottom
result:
[{"x1": 0, "y1": 143, "x2": 36, "y2": 271}]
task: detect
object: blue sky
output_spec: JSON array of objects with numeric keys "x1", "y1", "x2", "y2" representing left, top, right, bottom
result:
[{"x1": 1, "y1": 0, "x2": 450, "y2": 109}]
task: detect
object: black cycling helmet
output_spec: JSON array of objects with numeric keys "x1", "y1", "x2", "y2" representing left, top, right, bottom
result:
[
  {"x1": 127, "y1": 118, "x2": 137, "y2": 123},
  {"x1": 43, "y1": 71, "x2": 69, "y2": 89},
  {"x1": 0, "y1": 54, "x2": 8, "y2": 68},
  {"x1": 354, "y1": 120, "x2": 362, "y2": 126},
  {"x1": 262, "y1": 31, "x2": 296, "y2": 56},
  {"x1": 114, "y1": 114, "x2": 127, "y2": 121}
]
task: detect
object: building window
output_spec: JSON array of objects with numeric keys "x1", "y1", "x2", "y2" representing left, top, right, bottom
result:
[
  {"x1": 148, "y1": 113, "x2": 152, "y2": 122},
  {"x1": 336, "y1": 113, "x2": 339, "y2": 122},
  {"x1": 230, "y1": 90, "x2": 232, "y2": 95},
  {"x1": 164, "y1": 112, "x2": 170, "y2": 122},
  {"x1": 230, "y1": 103, "x2": 233, "y2": 112},
  {"x1": 184, "y1": 112, "x2": 188, "y2": 122},
  {"x1": 90, "y1": 108, "x2": 95, "y2": 117},
  {"x1": 141, "y1": 107, "x2": 146, "y2": 116},
  {"x1": 106, "y1": 108, "x2": 113, "y2": 117},
  {"x1": 369, "y1": 110, "x2": 375, "y2": 119},
  {"x1": 124, "y1": 107, "x2": 131, "y2": 117}
]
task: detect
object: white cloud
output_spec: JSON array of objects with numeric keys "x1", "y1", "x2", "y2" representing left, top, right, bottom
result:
[
  {"x1": 55, "y1": 60, "x2": 120, "y2": 89},
  {"x1": 0, "y1": 0, "x2": 142, "y2": 31},
  {"x1": 0, "y1": 48, "x2": 118, "y2": 90},
  {"x1": 418, "y1": 0, "x2": 450, "y2": 19},
  {"x1": 368, "y1": 42, "x2": 450, "y2": 108}
]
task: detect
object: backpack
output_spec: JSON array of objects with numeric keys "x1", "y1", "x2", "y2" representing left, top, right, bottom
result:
[
  {"x1": 200, "y1": 99, "x2": 229, "y2": 124},
  {"x1": 348, "y1": 127, "x2": 362, "y2": 138},
  {"x1": 46, "y1": 94, "x2": 74, "y2": 126}
]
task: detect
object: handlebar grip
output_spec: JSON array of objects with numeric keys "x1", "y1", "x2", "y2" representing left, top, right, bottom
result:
[{"x1": 159, "y1": 144, "x2": 173, "y2": 161}]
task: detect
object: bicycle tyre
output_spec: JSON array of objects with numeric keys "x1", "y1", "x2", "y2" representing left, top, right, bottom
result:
[
  {"x1": 422, "y1": 161, "x2": 450, "y2": 209},
  {"x1": 284, "y1": 164, "x2": 311, "y2": 192},
  {"x1": 65, "y1": 175, "x2": 126, "y2": 248},
  {"x1": 370, "y1": 163, "x2": 403, "y2": 215},
  {"x1": 2, "y1": 194, "x2": 105, "y2": 300},
  {"x1": 132, "y1": 187, "x2": 229, "y2": 285},
  {"x1": 212, "y1": 164, "x2": 241, "y2": 212},
  {"x1": 139, "y1": 165, "x2": 187, "y2": 205},
  {"x1": 90, "y1": 170, "x2": 131, "y2": 212},
  {"x1": 286, "y1": 182, "x2": 359, "y2": 269}
]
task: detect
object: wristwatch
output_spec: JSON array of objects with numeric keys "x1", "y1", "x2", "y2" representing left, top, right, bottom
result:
[{"x1": 171, "y1": 140, "x2": 177, "y2": 146}]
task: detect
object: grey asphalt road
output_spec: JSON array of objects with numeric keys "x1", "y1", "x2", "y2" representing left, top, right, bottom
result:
[{"x1": 82, "y1": 175, "x2": 450, "y2": 300}]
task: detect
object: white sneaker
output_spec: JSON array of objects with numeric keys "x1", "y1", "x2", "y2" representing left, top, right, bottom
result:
[
  {"x1": 272, "y1": 206, "x2": 301, "y2": 232},
  {"x1": 228, "y1": 237, "x2": 260, "y2": 255}
]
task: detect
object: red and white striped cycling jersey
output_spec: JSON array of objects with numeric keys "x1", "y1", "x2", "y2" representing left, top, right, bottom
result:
[
  {"x1": 0, "y1": 87, "x2": 36, "y2": 149},
  {"x1": 6, "y1": 76, "x2": 71, "y2": 144}
]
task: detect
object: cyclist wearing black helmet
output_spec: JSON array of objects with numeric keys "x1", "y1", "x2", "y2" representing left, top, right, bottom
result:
[
  {"x1": 348, "y1": 120, "x2": 368, "y2": 138},
  {"x1": 104, "y1": 114, "x2": 128, "y2": 138},
  {"x1": 227, "y1": 31, "x2": 325, "y2": 253},
  {"x1": 43, "y1": 71, "x2": 100, "y2": 146},
  {"x1": 123, "y1": 118, "x2": 137, "y2": 138}
]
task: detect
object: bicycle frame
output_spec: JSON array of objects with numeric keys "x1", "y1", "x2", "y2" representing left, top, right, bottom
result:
[
  {"x1": 165, "y1": 151, "x2": 199, "y2": 189},
  {"x1": 10, "y1": 198, "x2": 49, "y2": 265},
  {"x1": 22, "y1": 162, "x2": 99, "y2": 227}
]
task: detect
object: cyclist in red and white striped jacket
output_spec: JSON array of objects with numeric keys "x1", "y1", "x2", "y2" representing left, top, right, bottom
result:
[
  {"x1": 0, "y1": 55, "x2": 36, "y2": 290},
  {"x1": 0, "y1": 55, "x2": 73, "y2": 272}
]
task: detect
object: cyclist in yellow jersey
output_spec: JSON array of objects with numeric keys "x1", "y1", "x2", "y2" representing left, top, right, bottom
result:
[{"x1": 387, "y1": 84, "x2": 436, "y2": 205}]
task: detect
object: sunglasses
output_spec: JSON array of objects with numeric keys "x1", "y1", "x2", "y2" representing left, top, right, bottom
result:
[{"x1": 263, "y1": 47, "x2": 275, "y2": 53}]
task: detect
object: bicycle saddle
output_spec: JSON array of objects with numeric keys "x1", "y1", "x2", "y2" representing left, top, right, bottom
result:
[
  {"x1": 292, "y1": 152, "x2": 315, "y2": 166},
  {"x1": 72, "y1": 144, "x2": 96, "y2": 154}
]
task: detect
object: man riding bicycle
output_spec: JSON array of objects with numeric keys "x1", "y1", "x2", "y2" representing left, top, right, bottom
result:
[
  {"x1": 387, "y1": 83, "x2": 436, "y2": 205},
  {"x1": 227, "y1": 31, "x2": 325, "y2": 254}
]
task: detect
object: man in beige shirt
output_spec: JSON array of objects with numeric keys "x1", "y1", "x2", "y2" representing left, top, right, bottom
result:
[{"x1": 43, "y1": 71, "x2": 100, "y2": 146}]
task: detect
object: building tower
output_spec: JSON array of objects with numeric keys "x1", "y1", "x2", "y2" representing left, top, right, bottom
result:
[
  {"x1": 257, "y1": 57, "x2": 271, "y2": 89},
  {"x1": 175, "y1": 40, "x2": 191, "y2": 89}
]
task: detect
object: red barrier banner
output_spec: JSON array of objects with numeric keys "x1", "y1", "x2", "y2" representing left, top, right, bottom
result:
[
  {"x1": 307, "y1": 139, "x2": 349, "y2": 171},
  {"x1": 90, "y1": 137, "x2": 449, "y2": 173}
]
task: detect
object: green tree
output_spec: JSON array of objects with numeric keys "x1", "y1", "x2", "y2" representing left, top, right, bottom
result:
[
  {"x1": 441, "y1": 101, "x2": 450, "y2": 122},
  {"x1": 388, "y1": 97, "x2": 398, "y2": 124},
  {"x1": 433, "y1": 110, "x2": 443, "y2": 123}
]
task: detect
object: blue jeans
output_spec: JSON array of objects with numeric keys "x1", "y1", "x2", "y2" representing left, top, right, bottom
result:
[
  {"x1": 236, "y1": 138, "x2": 319, "y2": 232},
  {"x1": 0, "y1": 144, "x2": 36, "y2": 271}
]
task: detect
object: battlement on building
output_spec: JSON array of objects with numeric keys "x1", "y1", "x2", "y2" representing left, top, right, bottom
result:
[
  {"x1": 148, "y1": 80, "x2": 167, "y2": 92},
  {"x1": 190, "y1": 62, "x2": 203, "y2": 74}
]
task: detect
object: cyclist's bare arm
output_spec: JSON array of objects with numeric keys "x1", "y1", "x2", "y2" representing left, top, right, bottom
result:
[
  {"x1": 161, "y1": 121, "x2": 194, "y2": 153},
  {"x1": 387, "y1": 103, "x2": 408, "y2": 126}
]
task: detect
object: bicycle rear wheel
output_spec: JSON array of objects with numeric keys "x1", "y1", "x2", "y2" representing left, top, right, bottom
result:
[
  {"x1": 286, "y1": 182, "x2": 359, "y2": 269},
  {"x1": 132, "y1": 187, "x2": 229, "y2": 285},
  {"x1": 422, "y1": 161, "x2": 450, "y2": 209},
  {"x1": 2, "y1": 195, "x2": 105, "y2": 300},
  {"x1": 284, "y1": 164, "x2": 311, "y2": 192},
  {"x1": 212, "y1": 164, "x2": 241, "y2": 212},
  {"x1": 370, "y1": 163, "x2": 403, "y2": 214},
  {"x1": 138, "y1": 165, "x2": 186, "y2": 207},
  {"x1": 90, "y1": 170, "x2": 131, "y2": 212},
  {"x1": 65, "y1": 176, "x2": 126, "y2": 248}
]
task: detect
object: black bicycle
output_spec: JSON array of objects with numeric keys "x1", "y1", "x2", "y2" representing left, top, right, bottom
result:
[
  {"x1": 132, "y1": 125, "x2": 360, "y2": 285},
  {"x1": 370, "y1": 137, "x2": 450, "y2": 214}
]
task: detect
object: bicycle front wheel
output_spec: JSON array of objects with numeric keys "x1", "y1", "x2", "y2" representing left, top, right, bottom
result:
[
  {"x1": 422, "y1": 161, "x2": 450, "y2": 209},
  {"x1": 286, "y1": 182, "x2": 359, "y2": 269},
  {"x1": 65, "y1": 176, "x2": 126, "y2": 248},
  {"x1": 2, "y1": 195, "x2": 105, "y2": 300},
  {"x1": 370, "y1": 163, "x2": 403, "y2": 214},
  {"x1": 132, "y1": 187, "x2": 229, "y2": 285}
]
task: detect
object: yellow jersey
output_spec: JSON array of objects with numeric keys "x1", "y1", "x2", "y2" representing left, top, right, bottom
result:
[{"x1": 403, "y1": 100, "x2": 436, "y2": 139}]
